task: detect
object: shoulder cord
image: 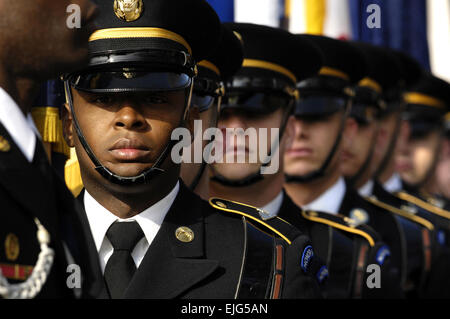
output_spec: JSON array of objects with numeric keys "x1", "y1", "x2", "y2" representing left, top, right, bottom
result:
[{"x1": 0, "y1": 218, "x2": 54, "y2": 299}]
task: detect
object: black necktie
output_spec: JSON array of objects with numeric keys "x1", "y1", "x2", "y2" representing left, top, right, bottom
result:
[{"x1": 104, "y1": 221, "x2": 144, "y2": 299}]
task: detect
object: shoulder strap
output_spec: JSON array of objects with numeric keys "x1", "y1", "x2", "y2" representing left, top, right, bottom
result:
[
  {"x1": 301, "y1": 210, "x2": 377, "y2": 247},
  {"x1": 396, "y1": 191, "x2": 450, "y2": 221},
  {"x1": 209, "y1": 197, "x2": 302, "y2": 245},
  {"x1": 365, "y1": 195, "x2": 434, "y2": 231}
]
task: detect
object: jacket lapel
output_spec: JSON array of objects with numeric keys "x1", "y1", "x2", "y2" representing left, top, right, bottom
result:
[
  {"x1": 124, "y1": 183, "x2": 219, "y2": 299},
  {"x1": 0, "y1": 125, "x2": 58, "y2": 234},
  {"x1": 76, "y1": 191, "x2": 110, "y2": 298}
]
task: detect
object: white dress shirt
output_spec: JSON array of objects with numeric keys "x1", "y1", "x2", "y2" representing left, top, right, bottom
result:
[
  {"x1": 383, "y1": 173, "x2": 403, "y2": 193},
  {"x1": 84, "y1": 181, "x2": 180, "y2": 273},
  {"x1": 358, "y1": 179, "x2": 374, "y2": 197},
  {"x1": 0, "y1": 87, "x2": 39, "y2": 162},
  {"x1": 302, "y1": 177, "x2": 346, "y2": 215},
  {"x1": 260, "y1": 191, "x2": 284, "y2": 218}
]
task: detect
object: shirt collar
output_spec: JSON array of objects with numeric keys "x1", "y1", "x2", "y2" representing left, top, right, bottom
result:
[
  {"x1": 0, "y1": 87, "x2": 37, "y2": 162},
  {"x1": 358, "y1": 179, "x2": 374, "y2": 197},
  {"x1": 84, "y1": 181, "x2": 180, "y2": 251},
  {"x1": 383, "y1": 173, "x2": 403, "y2": 193},
  {"x1": 302, "y1": 177, "x2": 346, "y2": 215},
  {"x1": 260, "y1": 191, "x2": 284, "y2": 218}
]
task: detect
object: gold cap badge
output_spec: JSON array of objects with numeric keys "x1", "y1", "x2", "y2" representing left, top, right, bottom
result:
[
  {"x1": 114, "y1": 0, "x2": 144, "y2": 22},
  {"x1": 175, "y1": 226, "x2": 195, "y2": 243},
  {"x1": 0, "y1": 135, "x2": 10, "y2": 152},
  {"x1": 5, "y1": 233, "x2": 20, "y2": 261}
]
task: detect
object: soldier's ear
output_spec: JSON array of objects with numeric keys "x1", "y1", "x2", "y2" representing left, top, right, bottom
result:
[{"x1": 61, "y1": 103, "x2": 75, "y2": 148}]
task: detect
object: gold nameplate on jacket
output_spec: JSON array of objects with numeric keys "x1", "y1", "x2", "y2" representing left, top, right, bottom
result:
[
  {"x1": 4, "y1": 233, "x2": 20, "y2": 261},
  {"x1": 0, "y1": 135, "x2": 10, "y2": 152},
  {"x1": 114, "y1": 0, "x2": 144, "y2": 22},
  {"x1": 175, "y1": 226, "x2": 195, "y2": 243}
]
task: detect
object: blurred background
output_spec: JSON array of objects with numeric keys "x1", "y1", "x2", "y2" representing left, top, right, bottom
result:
[{"x1": 207, "y1": 0, "x2": 450, "y2": 82}]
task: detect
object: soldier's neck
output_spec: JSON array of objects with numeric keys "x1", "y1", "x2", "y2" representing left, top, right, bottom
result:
[
  {"x1": 191, "y1": 166, "x2": 210, "y2": 201},
  {"x1": 209, "y1": 170, "x2": 285, "y2": 208},
  {"x1": 377, "y1": 156, "x2": 397, "y2": 184},
  {"x1": 84, "y1": 169, "x2": 180, "y2": 219},
  {"x1": 284, "y1": 170, "x2": 341, "y2": 208}
]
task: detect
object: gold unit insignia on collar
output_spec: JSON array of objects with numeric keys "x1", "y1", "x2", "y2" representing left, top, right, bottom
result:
[
  {"x1": 175, "y1": 226, "x2": 195, "y2": 243},
  {"x1": 0, "y1": 136, "x2": 10, "y2": 152},
  {"x1": 114, "y1": 0, "x2": 144, "y2": 22}
]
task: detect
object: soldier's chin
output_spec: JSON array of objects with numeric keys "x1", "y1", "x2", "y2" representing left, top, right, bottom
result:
[
  {"x1": 212, "y1": 163, "x2": 261, "y2": 182},
  {"x1": 104, "y1": 162, "x2": 154, "y2": 178},
  {"x1": 284, "y1": 163, "x2": 320, "y2": 178}
]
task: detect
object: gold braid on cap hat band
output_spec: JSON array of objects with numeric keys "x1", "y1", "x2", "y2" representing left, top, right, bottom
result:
[
  {"x1": 403, "y1": 92, "x2": 446, "y2": 109},
  {"x1": 198, "y1": 60, "x2": 220, "y2": 76},
  {"x1": 319, "y1": 66, "x2": 350, "y2": 81},
  {"x1": 89, "y1": 27, "x2": 192, "y2": 55},
  {"x1": 242, "y1": 59, "x2": 297, "y2": 84},
  {"x1": 358, "y1": 77, "x2": 382, "y2": 94}
]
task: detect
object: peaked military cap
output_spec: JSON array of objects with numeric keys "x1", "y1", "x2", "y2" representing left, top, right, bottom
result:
[
  {"x1": 219, "y1": 23, "x2": 322, "y2": 114},
  {"x1": 403, "y1": 73, "x2": 450, "y2": 135},
  {"x1": 379, "y1": 49, "x2": 425, "y2": 114},
  {"x1": 66, "y1": 0, "x2": 221, "y2": 93},
  {"x1": 192, "y1": 24, "x2": 244, "y2": 112},
  {"x1": 293, "y1": 35, "x2": 366, "y2": 117},
  {"x1": 349, "y1": 42, "x2": 403, "y2": 124}
]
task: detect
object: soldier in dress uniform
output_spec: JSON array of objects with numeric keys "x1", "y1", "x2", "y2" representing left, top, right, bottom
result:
[
  {"x1": 434, "y1": 113, "x2": 450, "y2": 201},
  {"x1": 61, "y1": 0, "x2": 323, "y2": 299},
  {"x1": 338, "y1": 42, "x2": 424, "y2": 293},
  {"x1": 0, "y1": 0, "x2": 102, "y2": 299},
  {"x1": 282, "y1": 35, "x2": 403, "y2": 298},
  {"x1": 344, "y1": 48, "x2": 450, "y2": 298},
  {"x1": 396, "y1": 74, "x2": 450, "y2": 210},
  {"x1": 0, "y1": 1, "x2": 101, "y2": 298},
  {"x1": 180, "y1": 24, "x2": 243, "y2": 200}
]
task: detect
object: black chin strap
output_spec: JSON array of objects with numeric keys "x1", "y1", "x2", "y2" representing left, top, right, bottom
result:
[
  {"x1": 64, "y1": 81, "x2": 192, "y2": 186},
  {"x1": 210, "y1": 103, "x2": 293, "y2": 188},
  {"x1": 285, "y1": 106, "x2": 349, "y2": 184}
]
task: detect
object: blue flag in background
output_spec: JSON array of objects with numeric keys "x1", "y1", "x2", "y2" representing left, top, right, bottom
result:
[
  {"x1": 207, "y1": 0, "x2": 234, "y2": 22},
  {"x1": 349, "y1": 0, "x2": 430, "y2": 71}
]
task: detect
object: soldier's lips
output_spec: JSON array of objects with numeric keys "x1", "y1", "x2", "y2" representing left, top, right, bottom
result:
[
  {"x1": 109, "y1": 138, "x2": 151, "y2": 161},
  {"x1": 396, "y1": 161, "x2": 413, "y2": 172},
  {"x1": 341, "y1": 151, "x2": 354, "y2": 161},
  {"x1": 286, "y1": 147, "x2": 313, "y2": 157}
]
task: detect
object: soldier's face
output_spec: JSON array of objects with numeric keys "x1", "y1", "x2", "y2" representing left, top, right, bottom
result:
[
  {"x1": 371, "y1": 111, "x2": 401, "y2": 172},
  {"x1": 396, "y1": 128, "x2": 442, "y2": 187},
  {"x1": 1, "y1": 0, "x2": 98, "y2": 79},
  {"x1": 340, "y1": 119, "x2": 379, "y2": 179},
  {"x1": 211, "y1": 107, "x2": 288, "y2": 182},
  {"x1": 435, "y1": 139, "x2": 450, "y2": 198},
  {"x1": 284, "y1": 111, "x2": 355, "y2": 178},
  {"x1": 64, "y1": 89, "x2": 188, "y2": 183}
]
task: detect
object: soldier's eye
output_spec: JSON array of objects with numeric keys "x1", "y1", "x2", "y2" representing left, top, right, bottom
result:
[
  {"x1": 143, "y1": 94, "x2": 167, "y2": 104},
  {"x1": 91, "y1": 95, "x2": 113, "y2": 105}
]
